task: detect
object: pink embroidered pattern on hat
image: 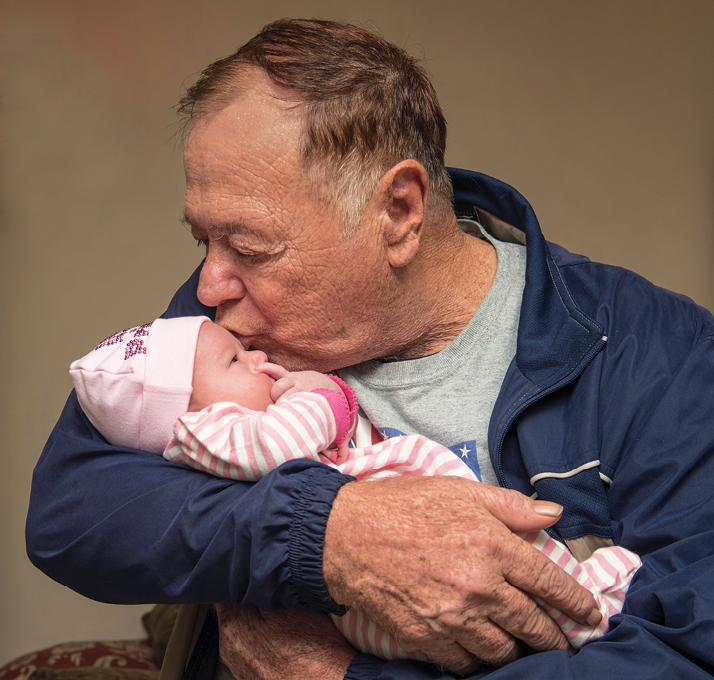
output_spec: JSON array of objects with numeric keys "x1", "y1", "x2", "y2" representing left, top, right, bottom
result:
[
  {"x1": 125, "y1": 337, "x2": 147, "y2": 360},
  {"x1": 94, "y1": 323, "x2": 153, "y2": 360},
  {"x1": 95, "y1": 328, "x2": 131, "y2": 350}
]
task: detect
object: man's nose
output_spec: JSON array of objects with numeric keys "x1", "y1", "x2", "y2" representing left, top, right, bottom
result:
[{"x1": 197, "y1": 246, "x2": 247, "y2": 308}]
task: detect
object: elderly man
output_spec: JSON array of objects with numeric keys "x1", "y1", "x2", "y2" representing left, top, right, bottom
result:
[{"x1": 28, "y1": 18, "x2": 714, "y2": 680}]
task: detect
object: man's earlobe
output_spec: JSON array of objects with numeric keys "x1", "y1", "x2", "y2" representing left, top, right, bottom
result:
[{"x1": 382, "y1": 160, "x2": 429, "y2": 269}]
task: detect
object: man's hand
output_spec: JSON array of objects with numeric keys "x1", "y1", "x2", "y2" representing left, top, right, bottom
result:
[
  {"x1": 323, "y1": 475, "x2": 602, "y2": 674},
  {"x1": 215, "y1": 604, "x2": 356, "y2": 680}
]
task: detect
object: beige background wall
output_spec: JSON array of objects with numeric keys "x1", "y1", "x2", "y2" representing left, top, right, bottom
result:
[{"x1": 1, "y1": 0, "x2": 713, "y2": 667}]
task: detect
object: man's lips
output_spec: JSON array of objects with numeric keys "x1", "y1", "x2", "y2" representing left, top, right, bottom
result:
[
  {"x1": 236, "y1": 334, "x2": 258, "y2": 351},
  {"x1": 225, "y1": 328, "x2": 254, "y2": 348}
]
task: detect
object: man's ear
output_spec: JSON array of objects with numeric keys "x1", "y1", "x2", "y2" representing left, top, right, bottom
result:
[{"x1": 375, "y1": 160, "x2": 428, "y2": 269}]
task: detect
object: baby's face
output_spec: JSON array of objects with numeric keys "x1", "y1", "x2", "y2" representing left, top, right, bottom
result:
[{"x1": 189, "y1": 321, "x2": 275, "y2": 412}]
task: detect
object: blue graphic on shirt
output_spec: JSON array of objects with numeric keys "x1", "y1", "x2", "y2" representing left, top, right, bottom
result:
[
  {"x1": 378, "y1": 427, "x2": 409, "y2": 440},
  {"x1": 378, "y1": 427, "x2": 482, "y2": 481}
]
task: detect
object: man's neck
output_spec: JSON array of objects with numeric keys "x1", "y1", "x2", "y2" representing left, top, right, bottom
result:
[{"x1": 388, "y1": 219, "x2": 498, "y2": 360}]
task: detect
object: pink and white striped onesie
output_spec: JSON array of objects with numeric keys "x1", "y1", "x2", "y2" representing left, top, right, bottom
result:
[{"x1": 164, "y1": 391, "x2": 640, "y2": 659}]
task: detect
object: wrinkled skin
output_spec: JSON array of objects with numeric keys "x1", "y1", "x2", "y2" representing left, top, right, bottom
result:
[
  {"x1": 214, "y1": 479, "x2": 597, "y2": 679},
  {"x1": 184, "y1": 74, "x2": 493, "y2": 373},
  {"x1": 215, "y1": 604, "x2": 356, "y2": 680},
  {"x1": 324, "y1": 476, "x2": 598, "y2": 673}
]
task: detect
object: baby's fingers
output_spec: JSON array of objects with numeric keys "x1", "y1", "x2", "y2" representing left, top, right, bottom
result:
[
  {"x1": 271, "y1": 376, "x2": 298, "y2": 402},
  {"x1": 255, "y1": 362, "x2": 288, "y2": 380}
]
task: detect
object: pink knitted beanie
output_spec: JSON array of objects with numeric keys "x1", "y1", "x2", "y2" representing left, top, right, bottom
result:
[{"x1": 69, "y1": 316, "x2": 211, "y2": 454}]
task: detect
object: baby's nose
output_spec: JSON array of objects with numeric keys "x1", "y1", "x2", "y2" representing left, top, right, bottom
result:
[{"x1": 247, "y1": 349, "x2": 268, "y2": 365}]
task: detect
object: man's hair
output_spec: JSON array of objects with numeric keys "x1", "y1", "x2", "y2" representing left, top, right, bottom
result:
[{"x1": 177, "y1": 19, "x2": 453, "y2": 232}]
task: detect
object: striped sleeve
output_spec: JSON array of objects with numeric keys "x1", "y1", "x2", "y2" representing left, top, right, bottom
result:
[{"x1": 163, "y1": 393, "x2": 340, "y2": 480}]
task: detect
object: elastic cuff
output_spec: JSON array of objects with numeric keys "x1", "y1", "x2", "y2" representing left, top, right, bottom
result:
[
  {"x1": 313, "y1": 388, "x2": 352, "y2": 444},
  {"x1": 327, "y1": 375, "x2": 358, "y2": 415},
  {"x1": 288, "y1": 466, "x2": 354, "y2": 615},
  {"x1": 344, "y1": 654, "x2": 385, "y2": 680},
  {"x1": 326, "y1": 375, "x2": 359, "y2": 443}
]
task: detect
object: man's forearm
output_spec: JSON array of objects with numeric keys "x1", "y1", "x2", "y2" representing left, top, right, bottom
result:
[
  {"x1": 28, "y1": 263, "x2": 354, "y2": 609},
  {"x1": 216, "y1": 605, "x2": 356, "y2": 680}
]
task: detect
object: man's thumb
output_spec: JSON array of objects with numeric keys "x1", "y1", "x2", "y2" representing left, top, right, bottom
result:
[{"x1": 475, "y1": 485, "x2": 563, "y2": 533}]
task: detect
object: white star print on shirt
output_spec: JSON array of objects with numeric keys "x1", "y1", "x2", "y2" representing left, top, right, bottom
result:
[{"x1": 459, "y1": 444, "x2": 470, "y2": 459}]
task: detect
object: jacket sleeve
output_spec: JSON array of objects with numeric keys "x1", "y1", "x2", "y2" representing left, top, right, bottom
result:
[
  {"x1": 476, "y1": 294, "x2": 714, "y2": 679},
  {"x1": 25, "y1": 264, "x2": 352, "y2": 612}
]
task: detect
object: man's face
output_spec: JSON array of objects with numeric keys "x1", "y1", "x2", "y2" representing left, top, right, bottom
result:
[{"x1": 183, "y1": 78, "x2": 394, "y2": 372}]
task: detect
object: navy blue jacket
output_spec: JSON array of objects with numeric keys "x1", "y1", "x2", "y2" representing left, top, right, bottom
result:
[{"x1": 27, "y1": 169, "x2": 714, "y2": 678}]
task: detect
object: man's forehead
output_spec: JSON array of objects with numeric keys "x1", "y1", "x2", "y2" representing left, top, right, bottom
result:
[
  {"x1": 183, "y1": 77, "x2": 303, "y2": 157},
  {"x1": 186, "y1": 67, "x2": 300, "y2": 125},
  {"x1": 183, "y1": 94, "x2": 307, "y2": 212}
]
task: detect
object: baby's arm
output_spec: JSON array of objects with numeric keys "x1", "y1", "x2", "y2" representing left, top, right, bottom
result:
[
  {"x1": 258, "y1": 364, "x2": 358, "y2": 460},
  {"x1": 164, "y1": 370, "x2": 357, "y2": 480}
]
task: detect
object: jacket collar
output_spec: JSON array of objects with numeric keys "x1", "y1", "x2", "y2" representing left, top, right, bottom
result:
[{"x1": 449, "y1": 167, "x2": 605, "y2": 388}]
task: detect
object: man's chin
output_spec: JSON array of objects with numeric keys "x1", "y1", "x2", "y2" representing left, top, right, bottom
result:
[{"x1": 217, "y1": 326, "x2": 262, "y2": 353}]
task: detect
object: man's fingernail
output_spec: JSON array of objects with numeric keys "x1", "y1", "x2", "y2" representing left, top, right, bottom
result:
[
  {"x1": 586, "y1": 609, "x2": 603, "y2": 627},
  {"x1": 533, "y1": 501, "x2": 563, "y2": 517}
]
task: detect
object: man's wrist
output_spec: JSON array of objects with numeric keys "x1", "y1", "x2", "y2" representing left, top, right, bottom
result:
[
  {"x1": 288, "y1": 466, "x2": 354, "y2": 614},
  {"x1": 322, "y1": 479, "x2": 363, "y2": 607}
]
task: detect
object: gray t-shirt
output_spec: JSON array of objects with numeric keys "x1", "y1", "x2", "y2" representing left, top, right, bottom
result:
[{"x1": 339, "y1": 221, "x2": 525, "y2": 486}]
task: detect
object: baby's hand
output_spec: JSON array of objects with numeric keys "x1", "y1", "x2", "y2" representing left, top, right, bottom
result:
[
  {"x1": 255, "y1": 362, "x2": 293, "y2": 402},
  {"x1": 255, "y1": 364, "x2": 342, "y2": 403}
]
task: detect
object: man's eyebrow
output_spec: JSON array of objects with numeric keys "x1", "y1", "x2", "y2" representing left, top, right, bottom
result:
[
  {"x1": 181, "y1": 213, "x2": 202, "y2": 237},
  {"x1": 181, "y1": 212, "x2": 266, "y2": 239}
]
